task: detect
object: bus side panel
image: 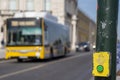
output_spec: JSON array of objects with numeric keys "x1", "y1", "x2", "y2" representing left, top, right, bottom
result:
[{"x1": 44, "y1": 19, "x2": 69, "y2": 57}]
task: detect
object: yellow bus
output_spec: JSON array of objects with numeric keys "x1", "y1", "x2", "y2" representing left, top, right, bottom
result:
[{"x1": 5, "y1": 17, "x2": 70, "y2": 62}]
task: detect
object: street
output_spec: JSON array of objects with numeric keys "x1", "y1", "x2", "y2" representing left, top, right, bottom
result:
[{"x1": 0, "y1": 52, "x2": 92, "y2": 80}]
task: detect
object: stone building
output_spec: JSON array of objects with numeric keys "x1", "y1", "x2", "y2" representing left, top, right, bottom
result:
[
  {"x1": 0, "y1": 0, "x2": 77, "y2": 48},
  {"x1": 76, "y1": 9, "x2": 96, "y2": 49}
]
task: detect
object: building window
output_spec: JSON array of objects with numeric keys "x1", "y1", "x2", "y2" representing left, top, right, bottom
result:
[
  {"x1": 0, "y1": 0, "x2": 7, "y2": 10},
  {"x1": 1, "y1": 27, "x2": 3, "y2": 32},
  {"x1": 45, "y1": 0, "x2": 51, "y2": 11},
  {"x1": 26, "y1": 0, "x2": 34, "y2": 11},
  {"x1": 9, "y1": 0, "x2": 17, "y2": 10}
]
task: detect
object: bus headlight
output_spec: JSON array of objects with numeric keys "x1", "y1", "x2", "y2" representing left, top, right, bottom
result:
[
  {"x1": 36, "y1": 52, "x2": 40, "y2": 58},
  {"x1": 35, "y1": 47, "x2": 41, "y2": 52},
  {"x1": 38, "y1": 48, "x2": 41, "y2": 52}
]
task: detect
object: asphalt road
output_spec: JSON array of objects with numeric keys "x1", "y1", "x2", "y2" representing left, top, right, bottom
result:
[{"x1": 0, "y1": 52, "x2": 92, "y2": 80}]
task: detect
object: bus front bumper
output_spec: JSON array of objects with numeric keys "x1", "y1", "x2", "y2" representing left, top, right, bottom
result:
[{"x1": 5, "y1": 46, "x2": 45, "y2": 59}]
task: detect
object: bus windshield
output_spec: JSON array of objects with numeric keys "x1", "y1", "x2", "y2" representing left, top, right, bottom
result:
[{"x1": 7, "y1": 27, "x2": 42, "y2": 46}]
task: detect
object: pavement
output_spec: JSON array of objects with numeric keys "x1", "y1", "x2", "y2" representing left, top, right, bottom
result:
[
  {"x1": 0, "y1": 48, "x2": 120, "y2": 80},
  {"x1": 117, "y1": 76, "x2": 120, "y2": 79},
  {"x1": 0, "y1": 48, "x2": 5, "y2": 59},
  {"x1": 90, "y1": 76, "x2": 120, "y2": 80}
]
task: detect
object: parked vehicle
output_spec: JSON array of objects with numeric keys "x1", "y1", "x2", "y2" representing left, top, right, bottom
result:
[
  {"x1": 76, "y1": 42, "x2": 90, "y2": 52},
  {"x1": 92, "y1": 44, "x2": 96, "y2": 50}
]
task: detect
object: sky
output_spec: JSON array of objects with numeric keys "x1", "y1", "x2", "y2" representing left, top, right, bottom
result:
[{"x1": 78, "y1": 0, "x2": 120, "y2": 39}]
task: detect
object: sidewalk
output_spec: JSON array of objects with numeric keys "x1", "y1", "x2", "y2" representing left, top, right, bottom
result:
[
  {"x1": 0, "y1": 48, "x2": 5, "y2": 59},
  {"x1": 90, "y1": 76, "x2": 120, "y2": 80},
  {"x1": 117, "y1": 76, "x2": 120, "y2": 79}
]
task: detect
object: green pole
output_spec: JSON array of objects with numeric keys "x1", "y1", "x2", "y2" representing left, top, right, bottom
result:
[{"x1": 95, "y1": 0, "x2": 119, "y2": 80}]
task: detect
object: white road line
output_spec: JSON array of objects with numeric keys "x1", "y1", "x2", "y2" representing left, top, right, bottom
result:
[
  {"x1": 0, "y1": 52, "x2": 91, "y2": 79},
  {"x1": 59, "y1": 52, "x2": 91, "y2": 62},
  {"x1": 0, "y1": 64, "x2": 47, "y2": 79}
]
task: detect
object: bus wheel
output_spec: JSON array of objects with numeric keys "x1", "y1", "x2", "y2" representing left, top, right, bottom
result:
[
  {"x1": 50, "y1": 48, "x2": 54, "y2": 59},
  {"x1": 64, "y1": 47, "x2": 67, "y2": 56},
  {"x1": 17, "y1": 58, "x2": 23, "y2": 62}
]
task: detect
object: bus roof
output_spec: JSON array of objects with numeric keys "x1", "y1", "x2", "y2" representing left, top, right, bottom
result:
[{"x1": 14, "y1": 12, "x2": 58, "y2": 22}]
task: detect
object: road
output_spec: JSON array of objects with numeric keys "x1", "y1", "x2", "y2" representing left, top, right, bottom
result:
[{"x1": 0, "y1": 52, "x2": 92, "y2": 80}]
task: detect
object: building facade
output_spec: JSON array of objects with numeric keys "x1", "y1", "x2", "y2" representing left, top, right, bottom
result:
[
  {"x1": 0, "y1": 0, "x2": 77, "y2": 48},
  {"x1": 76, "y1": 9, "x2": 96, "y2": 49}
]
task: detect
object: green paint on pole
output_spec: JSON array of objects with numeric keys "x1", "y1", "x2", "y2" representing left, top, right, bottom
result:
[{"x1": 95, "y1": 0, "x2": 119, "y2": 80}]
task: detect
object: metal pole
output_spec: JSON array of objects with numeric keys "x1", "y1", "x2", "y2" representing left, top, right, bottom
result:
[{"x1": 95, "y1": 0, "x2": 119, "y2": 80}]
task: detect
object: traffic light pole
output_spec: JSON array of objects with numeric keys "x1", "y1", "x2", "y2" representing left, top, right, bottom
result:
[{"x1": 95, "y1": 0, "x2": 119, "y2": 80}]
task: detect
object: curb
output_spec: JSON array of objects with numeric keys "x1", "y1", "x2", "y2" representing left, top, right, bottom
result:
[
  {"x1": 90, "y1": 76, "x2": 120, "y2": 80},
  {"x1": 0, "y1": 49, "x2": 5, "y2": 61},
  {"x1": 116, "y1": 76, "x2": 120, "y2": 80},
  {"x1": 0, "y1": 58, "x2": 5, "y2": 61}
]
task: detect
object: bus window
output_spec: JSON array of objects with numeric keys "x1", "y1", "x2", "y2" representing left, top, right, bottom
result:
[
  {"x1": 44, "y1": 24, "x2": 48, "y2": 45},
  {"x1": 7, "y1": 27, "x2": 42, "y2": 46}
]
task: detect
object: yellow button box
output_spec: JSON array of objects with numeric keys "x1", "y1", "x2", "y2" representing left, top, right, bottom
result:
[{"x1": 92, "y1": 52, "x2": 110, "y2": 77}]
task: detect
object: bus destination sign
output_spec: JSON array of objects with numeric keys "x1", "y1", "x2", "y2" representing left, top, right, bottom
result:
[{"x1": 11, "y1": 21, "x2": 36, "y2": 27}]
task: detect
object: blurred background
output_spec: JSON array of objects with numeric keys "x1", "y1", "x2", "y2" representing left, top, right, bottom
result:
[{"x1": 0, "y1": 0, "x2": 96, "y2": 51}]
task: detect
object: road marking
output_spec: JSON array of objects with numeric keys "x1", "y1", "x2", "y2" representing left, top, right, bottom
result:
[
  {"x1": 0, "y1": 64, "x2": 47, "y2": 79},
  {"x1": 0, "y1": 52, "x2": 91, "y2": 79},
  {"x1": 60, "y1": 52, "x2": 91, "y2": 62}
]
